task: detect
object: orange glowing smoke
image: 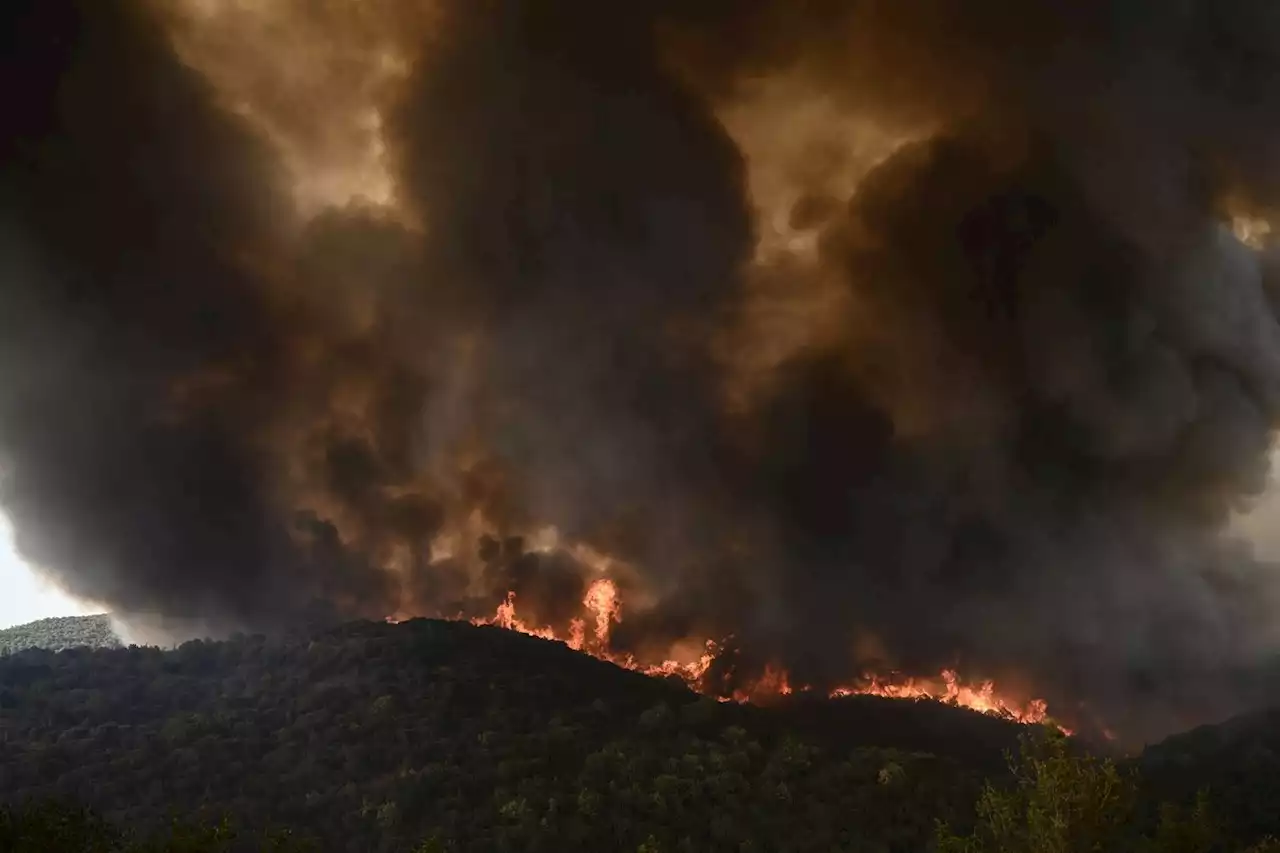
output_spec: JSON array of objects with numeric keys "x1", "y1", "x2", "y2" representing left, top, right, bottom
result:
[{"x1": 467, "y1": 578, "x2": 1062, "y2": 730}]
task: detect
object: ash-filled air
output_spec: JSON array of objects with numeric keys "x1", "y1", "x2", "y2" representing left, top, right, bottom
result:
[{"x1": 5, "y1": 0, "x2": 1280, "y2": 742}]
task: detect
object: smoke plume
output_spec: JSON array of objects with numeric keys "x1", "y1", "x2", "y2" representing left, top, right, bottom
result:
[{"x1": 5, "y1": 0, "x2": 1280, "y2": 741}]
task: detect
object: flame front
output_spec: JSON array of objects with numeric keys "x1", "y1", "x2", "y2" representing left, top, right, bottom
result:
[
  {"x1": 831, "y1": 672, "x2": 1053, "y2": 726},
  {"x1": 462, "y1": 576, "x2": 1061, "y2": 730}
]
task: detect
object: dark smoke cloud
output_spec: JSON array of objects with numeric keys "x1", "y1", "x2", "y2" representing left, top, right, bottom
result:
[
  {"x1": 394, "y1": 0, "x2": 754, "y2": 561},
  {"x1": 7, "y1": 0, "x2": 1280, "y2": 742},
  {"x1": 682, "y1": 0, "x2": 1280, "y2": 739},
  {"x1": 0, "y1": 0, "x2": 399, "y2": 631},
  {"x1": 732, "y1": 131, "x2": 1280, "y2": 739}
]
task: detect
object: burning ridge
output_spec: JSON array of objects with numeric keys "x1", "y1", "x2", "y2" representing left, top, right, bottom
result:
[
  {"x1": 420, "y1": 531, "x2": 1063, "y2": 730},
  {"x1": 468, "y1": 577, "x2": 1058, "y2": 728}
]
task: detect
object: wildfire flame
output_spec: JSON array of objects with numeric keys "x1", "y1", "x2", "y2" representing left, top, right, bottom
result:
[
  {"x1": 832, "y1": 672, "x2": 1051, "y2": 725},
  {"x1": 461, "y1": 577, "x2": 1062, "y2": 730}
]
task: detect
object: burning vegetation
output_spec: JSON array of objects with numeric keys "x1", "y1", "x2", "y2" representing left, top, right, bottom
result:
[{"x1": 470, "y1": 575, "x2": 1057, "y2": 727}]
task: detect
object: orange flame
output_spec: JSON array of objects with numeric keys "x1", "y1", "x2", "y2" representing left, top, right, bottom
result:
[
  {"x1": 733, "y1": 663, "x2": 795, "y2": 703},
  {"x1": 641, "y1": 643, "x2": 719, "y2": 684},
  {"x1": 830, "y1": 670, "x2": 1051, "y2": 725},
  {"x1": 473, "y1": 591, "x2": 558, "y2": 641},
  {"x1": 465, "y1": 578, "x2": 1066, "y2": 731},
  {"x1": 584, "y1": 578, "x2": 621, "y2": 645}
]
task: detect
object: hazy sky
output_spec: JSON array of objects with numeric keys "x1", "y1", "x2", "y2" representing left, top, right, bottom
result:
[{"x1": 0, "y1": 513, "x2": 98, "y2": 630}]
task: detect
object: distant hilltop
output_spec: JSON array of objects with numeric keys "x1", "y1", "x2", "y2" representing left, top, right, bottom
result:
[{"x1": 0, "y1": 614, "x2": 121, "y2": 655}]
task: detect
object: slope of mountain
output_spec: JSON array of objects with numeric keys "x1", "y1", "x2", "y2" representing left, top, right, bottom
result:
[
  {"x1": 1140, "y1": 707, "x2": 1280, "y2": 845},
  {"x1": 0, "y1": 616, "x2": 1274, "y2": 852},
  {"x1": 0, "y1": 614, "x2": 120, "y2": 656},
  {"x1": 0, "y1": 618, "x2": 1018, "y2": 852}
]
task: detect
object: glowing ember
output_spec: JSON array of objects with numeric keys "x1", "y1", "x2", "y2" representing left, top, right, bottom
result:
[{"x1": 466, "y1": 580, "x2": 1064, "y2": 730}]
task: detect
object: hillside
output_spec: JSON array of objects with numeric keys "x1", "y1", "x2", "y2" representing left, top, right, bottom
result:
[
  {"x1": 1140, "y1": 707, "x2": 1280, "y2": 845},
  {"x1": 0, "y1": 614, "x2": 120, "y2": 656},
  {"x1": 0, "y1": 617, "x2": 1017, "y2": 852},
  {"x1": 0, "y1": 617, "x2": 1276, "y2": 852}
]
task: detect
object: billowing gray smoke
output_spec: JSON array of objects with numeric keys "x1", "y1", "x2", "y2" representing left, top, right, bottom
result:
[{"x1": 4, "y1": 0, "x2": 1280, "y2": 741}]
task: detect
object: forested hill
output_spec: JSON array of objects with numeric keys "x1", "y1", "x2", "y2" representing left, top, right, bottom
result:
[
  {"x1": 0, "y1": 613, "x2": 119, "y2": 655},
  {"x1": 1139, "y1": 707, "x2": 1280, "y2": 846},
  {"x1": 0, "y1": 617, "x2": 1013, "y2": 851},
  {"x1": 1, "y1": 617, "x2": 1278, "y2": 852}
]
